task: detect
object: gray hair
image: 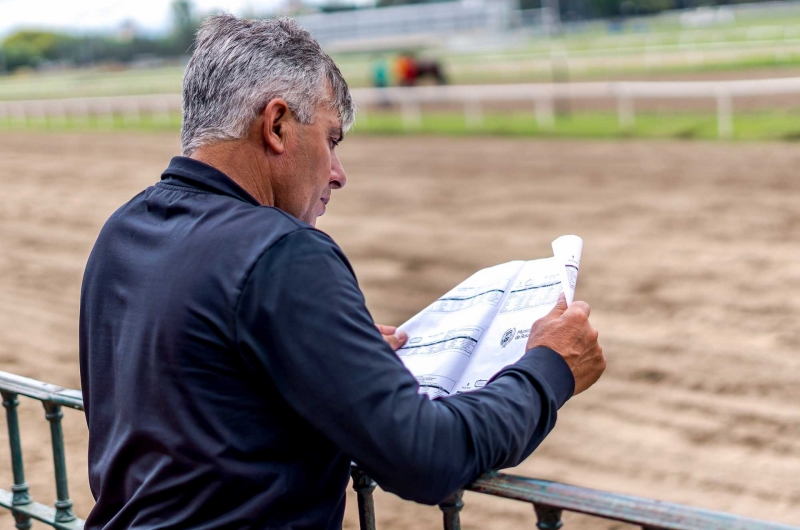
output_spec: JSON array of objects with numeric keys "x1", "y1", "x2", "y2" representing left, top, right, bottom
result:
[{"x1": 180, "y1": 15, "x2": 355, "y2": 156}]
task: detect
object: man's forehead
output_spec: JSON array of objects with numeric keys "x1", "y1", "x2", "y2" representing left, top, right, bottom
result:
[
  {"x1": 319, "y1": 108, "x2": 343, "y2": 138},
  {"x1": 317, "y1": 84, "x2": 344, "y2": 132},
  {"x1": 317, "y1": 102, "x2": 341, "y2": 127}
]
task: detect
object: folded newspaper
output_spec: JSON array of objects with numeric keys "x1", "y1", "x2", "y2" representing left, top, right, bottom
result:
[{"x1": 396, "y1": 235, "x2": 582, "y2": 399}]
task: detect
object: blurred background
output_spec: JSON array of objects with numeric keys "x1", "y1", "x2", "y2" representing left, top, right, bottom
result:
[{"x1": 0, "y1": 0, "x2": 799, "y2": 529}]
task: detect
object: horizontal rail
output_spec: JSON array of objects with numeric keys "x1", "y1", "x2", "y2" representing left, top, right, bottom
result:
[
  {"x1": 351, "y1": 76, "x2": 800, "y2": 103},
  {"x1": 0, "y1": 372, "x2": 83, "y2": 411},
  {"x1": 467, "y1": 472, "x2": 799, "y2": 530},
  {"x1": 0, "y1": 490, "x2": 83, "y2": 530},
  {"x1": 0, "y1": 94, "x2": 182, "y2": 115}
]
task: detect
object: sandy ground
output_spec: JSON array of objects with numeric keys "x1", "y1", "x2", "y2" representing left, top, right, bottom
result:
[{"x1": 0, "y1": 132, "x2": 798, "y2": 529}]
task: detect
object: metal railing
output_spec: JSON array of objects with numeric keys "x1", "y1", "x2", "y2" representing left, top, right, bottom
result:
[
  {"x1": 0, "y1": 372, "x2": 84, "y2": 529},
  {"x1": 350, "y1": 467, "x2": 800, "y2": 530},
  {"x1": 0, "y1": 370, "x2": 797, "y2": 530},
  {"x1": 4, "y1": 76, "x2": 800, "y2": 138}
]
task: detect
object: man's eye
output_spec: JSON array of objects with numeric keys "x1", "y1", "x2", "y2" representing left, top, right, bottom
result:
[{"x1": 329, "y1": 138, "x2": 340, "y2": 148}]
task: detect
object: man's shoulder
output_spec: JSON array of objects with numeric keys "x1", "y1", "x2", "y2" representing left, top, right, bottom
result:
[
  {"x1": 92, "y1": 183, "x2": 342, "y2": 281},
  {"x1": 110, "y1": 181, "x2": 319, "y2": 245}
]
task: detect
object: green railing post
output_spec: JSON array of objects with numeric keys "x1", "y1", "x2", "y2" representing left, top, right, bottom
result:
[
  {"x1": 43, "y1": 401, "x2": 76, "y2": 523},
  {"x1": 439, "y1": 490, "x2": 464, "y2": 530},
  {"x1": 351, "y1": 467, "x2": 377, "y2": 530},
  {"x1": 2, "y1": 391, "x2": 32, "y2": 530},
  {"x1": 534, "y1": 504, "x2": 563, "y2": 529}
]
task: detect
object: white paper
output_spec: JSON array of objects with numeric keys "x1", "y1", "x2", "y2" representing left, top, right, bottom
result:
[
  {"x1": 396, "y1": 235, "x2": 582, "y2": 399},
  {"x1": 552, "y1": 235, "x2": 583, "y2": 306}
]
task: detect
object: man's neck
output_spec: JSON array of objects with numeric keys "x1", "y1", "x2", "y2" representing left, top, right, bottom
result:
[{"x1": 190, "y1": 142, "x2": 275, "y2": 206}]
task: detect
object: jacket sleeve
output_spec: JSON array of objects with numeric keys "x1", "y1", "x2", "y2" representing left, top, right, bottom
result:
[{"x1": 235, "y1": 228, "x2": 575, "y2": 505}]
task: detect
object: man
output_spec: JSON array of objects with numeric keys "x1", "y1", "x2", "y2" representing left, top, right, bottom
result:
[{"x1": 80, "y1": 15, "x2": 605, "y2": 530}]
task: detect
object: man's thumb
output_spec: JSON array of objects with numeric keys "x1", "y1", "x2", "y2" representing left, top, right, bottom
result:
[{"x1": 546, "y1": 292, "x2": 568, "y2": 319}]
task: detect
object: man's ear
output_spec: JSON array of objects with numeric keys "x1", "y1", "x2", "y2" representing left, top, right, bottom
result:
[{"x1": 262, "y1": 98, "x2": 291, "y2": 155}]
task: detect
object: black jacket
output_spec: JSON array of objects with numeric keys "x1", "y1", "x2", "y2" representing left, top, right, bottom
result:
[{"x1": 79, "y1": 156, "x2": 574, "y2": 529}]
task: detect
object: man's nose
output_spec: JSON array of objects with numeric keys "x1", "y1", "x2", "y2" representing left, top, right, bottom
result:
[{"x1": 330, "y1": 151, "x2": 346, "y2": 190}]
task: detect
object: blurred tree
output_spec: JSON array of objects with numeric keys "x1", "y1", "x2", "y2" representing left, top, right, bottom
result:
[
  {"x1": 319, "y1": 1, "x2": 360, "y2": 11},
  {"x1": 1, "y1": 31, "x2": 80, "y2": 70}
]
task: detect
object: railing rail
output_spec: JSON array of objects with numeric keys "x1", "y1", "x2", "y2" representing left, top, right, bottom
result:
[
  {"x1": 350, "y1": 467, "x2": 800, "y2": 530},
  {"x1": 0, "y1": 372, "x2": 83, "y2": 529},
  {"x1": 0, "y1": 370, "x2": 796, "y2": 530},
  {"x1": 4, "y1": 76, "x2": 800, "y2": 138}
]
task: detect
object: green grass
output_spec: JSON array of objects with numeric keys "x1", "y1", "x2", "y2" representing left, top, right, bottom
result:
[
  {"x1": 0, "y1": 112, "x2": 183, "y2": 132},
  {"x1": 4, "y1": 109, "x2": 800, "y2": 142},
  {"x1": 350, "y1": 110, "x2": 800, "y2": 141}
]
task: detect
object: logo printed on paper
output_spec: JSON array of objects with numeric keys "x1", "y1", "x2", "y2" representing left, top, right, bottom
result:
[{"x1": 500, "y1": 328, "x2": 515, "y2": 348}]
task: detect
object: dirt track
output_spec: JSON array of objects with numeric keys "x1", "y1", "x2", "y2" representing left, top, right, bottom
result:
[{"x1": 0, "y1": 132, "x2": 798, "y2": 528}]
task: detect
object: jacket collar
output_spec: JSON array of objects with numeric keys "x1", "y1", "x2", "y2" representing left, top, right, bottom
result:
[{"x1": 160, "y1": 156, "x2": 261, "y2": 206}]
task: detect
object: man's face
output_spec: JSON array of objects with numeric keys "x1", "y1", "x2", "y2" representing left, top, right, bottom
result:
[{"x1": 274, "y1": 101, "x2": 346, "y2": 227}]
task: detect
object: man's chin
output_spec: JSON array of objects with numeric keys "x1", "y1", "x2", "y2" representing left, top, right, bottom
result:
[{"x1": 316, "y1": 199, "x2": 327, "y2": 219}]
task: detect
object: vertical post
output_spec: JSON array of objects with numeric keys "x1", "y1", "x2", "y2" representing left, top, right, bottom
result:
[
  {"x1": 464, "y1": 100, "x2": 483, "y2": 129},
  {"x1": 550, "y1": 49, "x2": 571, "y2": 117},
  {"x1": 155, "y1": 98, "x2": 172, "y2": 127},
  {"x1": 124, "y1": 101, "x2": 140, "y2": 127},
  {"x1": 16, "y1": 104, "x2": 27, "y2": 129},
  {"x1": 716, "y1": 90, "x2": 733, "y2": 139},
  {"x1": 534, "y1": 96, "x2": 555, "y2": 130},
  {"x1": 2, "y1": 392, "x2": 32, "y2": 530},
  {"x1": 75, "y1": 101, "x2": 89, "y2": 130},
  {"x1": 100, "y1": 102, "x2": 115, "y2": 129},
  {"x1": 23, "y1": 103, "x2": 32, "y2": 128},
  {"x1": 439, "y1": 490, "x2": 464, "y2": 530},
  {"x1": 350, "y1": 467, "x2": 377, "y2": 530},
  {"x1": 534, "y1": 504, "x2": 563, "y2": 529},
  {"x1": 401, "y1": 100, "x2": 422, "y2": 130},
  {"x1": 616, "y1": 89, "x2": 635, "y2": 131},
  {"x1": 52, "y1": 102, "x2": 67, "y2": 130},
  {"x1": 44, "y1": 102, "x2": 52, "y2": 130},
  {"x1": 43, "y1": 401, "x2": 76, "y2": 523}
]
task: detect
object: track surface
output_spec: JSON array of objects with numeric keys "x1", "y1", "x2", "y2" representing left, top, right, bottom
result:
[{"x1": 0, "y1": 132, "x2": 798, "y2": 529}]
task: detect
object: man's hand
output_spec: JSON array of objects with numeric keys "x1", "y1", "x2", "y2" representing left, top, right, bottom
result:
[
  {"x1": 376, "y1": 324, "x2": 408, "y2": 351},
  {"x1": 526, "y1": 293, "x2": 606, "y2": 395}
]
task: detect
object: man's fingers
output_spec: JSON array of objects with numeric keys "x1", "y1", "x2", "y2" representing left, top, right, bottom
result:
[
  {"x1": 376, "y1": 324, "x2": 397, "y2": 336},
  {"x1": 377, "y1": 324, "x2": 407, "y2": 351},
  {"x1": 544, "y1": 292, "x2": 568, "y2": 320},
  {"x1": 382, "y1": 330, "x2": 408, "y2": 351},
  {"x1": 564, "y1": 300, "x2": 590, "y2": 319}
]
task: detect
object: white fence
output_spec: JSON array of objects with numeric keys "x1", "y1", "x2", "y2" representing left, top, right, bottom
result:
[
  {"x1": 2, "y1": 77, "x2": 800, "y2": 138},
  {"x1": 0, "y1": 94, "x2": 181, "y2": 128},
  {"x1": 352, "y1": 77, "x2": 800, "y2": 137}
]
